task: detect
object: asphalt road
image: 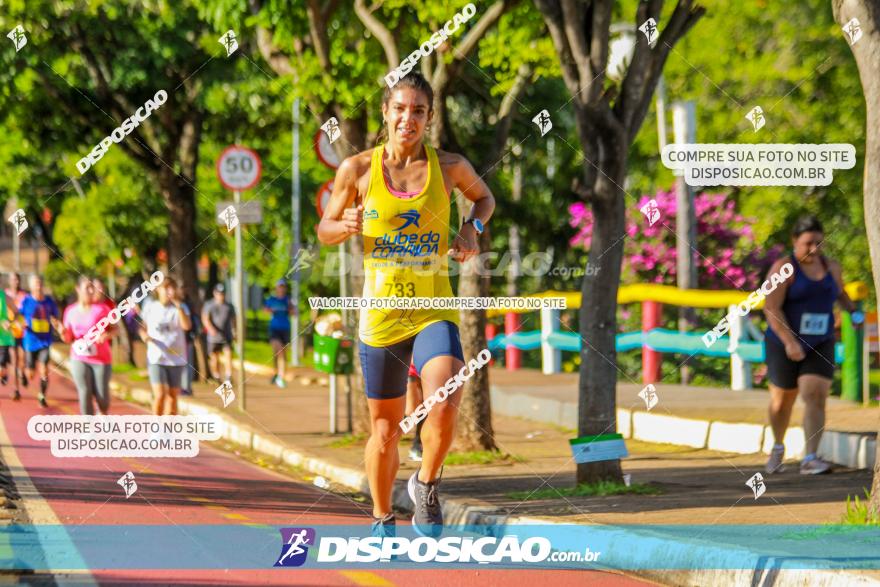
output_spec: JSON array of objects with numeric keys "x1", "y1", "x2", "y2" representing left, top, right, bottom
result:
[{"x1": 0, "y1": 365, "x2": 654, "y2": 586}]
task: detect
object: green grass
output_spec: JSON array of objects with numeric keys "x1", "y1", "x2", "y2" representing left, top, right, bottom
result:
[
  {"x1": 112, "y1": 362, "x2": 138, "y2": 375},
  {"x1": 443, "y1": 450, "x2": 523, "y2": 466},
  {"x1": 240, "y1": 340, "x2": 278, "y2": 366},
  {"x1": 840, "y1": 490, "x2": 880, "y2": 526},
  {"x1": 327, "y1": 433, "x2": 367, "y2": 449},
  {"x1": 625, "y1": 439, "x2": 707, "y2": 454},
  {"x1": 506, "y1": 480, "x2": 661, "y2": 501},
  {"x1": 240, "y1": 339, "x2": 314, "y2": 369},
  {"x1": 785, "y1": 491, "x2": 880, "y2": 540}
]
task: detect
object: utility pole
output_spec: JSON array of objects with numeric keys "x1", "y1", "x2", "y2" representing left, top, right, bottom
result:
[
  {"x1": 507, "y1": 144, "x2": 522, "y2": 297},
  {"x1": 672, "y1": 101, "x2": 698, "y2": 384},
  {"x1": 234, "y1": 189, "x2": 246, "y2": 410},
  {"x1": 291, "y1": 98, "x2": 302, "y2": 366}
]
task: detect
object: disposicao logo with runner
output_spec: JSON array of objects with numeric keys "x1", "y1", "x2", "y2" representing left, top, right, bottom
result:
[{"x1": 275, "y1": 527, "x2": 316, "y2": 567}]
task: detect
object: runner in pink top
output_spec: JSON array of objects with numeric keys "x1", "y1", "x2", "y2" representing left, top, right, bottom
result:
[{"x1": 57, "y1": 276, "x2": 113, "y2": 415}]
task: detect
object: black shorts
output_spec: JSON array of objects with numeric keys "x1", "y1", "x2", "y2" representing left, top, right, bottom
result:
[
  {"x1": 269, "y1": 328, "x2": 291, "y2": 346},
  {"x1": 359, "y1": 321, "x2": 464, "y2": 400},
  {"x1": 209, "y1": 341, "x2": 231, "y2": 354},
  {"x1": 0, "y1": 346, "x2": 11, "y2": 365},
  {"x1": 765, "y1": 338, "x2": 835, "y2": 389},
  {"x1": 25, "y1": 347, "x2": 51, "y2": 370}
]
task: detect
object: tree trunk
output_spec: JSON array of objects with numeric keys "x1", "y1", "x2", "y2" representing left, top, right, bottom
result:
[
  {"x1": 157, "y1": 165, "x2": 199, "y2": 306},
  {"x1": 577, "y1": 140, "x2": 627, "y2": 485},
  {"x1": 431, "y1": 98, "x2": 498, "y2": 451},
  {"x1": 456, "y1": 225, "x2": 497, "y2": 451},
  {"x1": 832, "y1": 0, "x2": 880, "y2": 518}
]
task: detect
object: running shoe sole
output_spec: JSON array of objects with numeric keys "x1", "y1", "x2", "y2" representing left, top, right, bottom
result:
[
  {"x1": 765, "y1": 457, "x2": 786, "y2": 474},
  {"x1": 800, "y1": 463, "x2": 832, "y2": 475}
]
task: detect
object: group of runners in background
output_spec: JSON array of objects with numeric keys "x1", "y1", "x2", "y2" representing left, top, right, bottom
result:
[{"x1": 0, "y1": 272, "x2": 295, "y2": 418}]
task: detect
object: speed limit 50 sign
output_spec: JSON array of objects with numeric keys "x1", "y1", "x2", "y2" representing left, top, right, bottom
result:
[{"x1": 217, "y1": 145, "x2": 262, "y2": 191}]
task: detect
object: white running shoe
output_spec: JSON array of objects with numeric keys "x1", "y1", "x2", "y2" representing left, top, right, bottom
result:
[
  {"x1": 800, "y1": 457, "x2": 832, "y2": 475},
  {"x1": 765, "y1": 445, "x2": 786, "y2": 474}
]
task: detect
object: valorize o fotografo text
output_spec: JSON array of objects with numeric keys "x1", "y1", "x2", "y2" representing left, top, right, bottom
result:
[
  {"x1": 702, "y1": 262, "x2": 793, "y2": 347},
  {"x1": 76, "y1": 90, "x2": 168, "y2": 174}
]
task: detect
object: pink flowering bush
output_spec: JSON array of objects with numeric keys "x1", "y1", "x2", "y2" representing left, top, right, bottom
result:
[{"x1": 569, "y1": 189, "x2": 782, "y2": 290}]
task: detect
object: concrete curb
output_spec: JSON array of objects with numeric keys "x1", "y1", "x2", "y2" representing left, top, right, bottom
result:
[
  {"x1": 49, "y1": 349, "x2": 877, "y2": 586},
  {"x1": 491, "y1": 385, "x2": 877, "y2": 470}
]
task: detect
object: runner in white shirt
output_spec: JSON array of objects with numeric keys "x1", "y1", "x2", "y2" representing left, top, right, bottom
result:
[{"x1": 139, "y1": 276, "x2": 191, "y2": 415}]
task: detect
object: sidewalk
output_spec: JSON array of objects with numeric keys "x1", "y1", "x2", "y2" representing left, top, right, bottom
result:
[
  {"x1": 51, "y1": 348, "x2": 880, "y2": 585},
  {"x1": 86, "y1": 351, "x2": 872, "y2": 526},
  {"x1": 489, "y1": 369, "x2": 878, "y2": 468}
]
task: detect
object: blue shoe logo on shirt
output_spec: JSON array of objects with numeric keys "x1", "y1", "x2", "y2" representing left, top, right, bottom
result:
[{"x1": 393, "y1": 210, "x2": 420, "y2": 231}]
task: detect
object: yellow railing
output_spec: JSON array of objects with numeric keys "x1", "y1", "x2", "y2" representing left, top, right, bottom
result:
[{"x1": 488, "y1": 282, "x2": 869, "y2": 317}]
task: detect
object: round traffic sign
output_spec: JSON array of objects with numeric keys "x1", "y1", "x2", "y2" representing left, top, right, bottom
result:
[
  {"x1": 314, "y1": 130, "x2": 340, "y2": 169},
  {"x1": 217, "y1": 145, "x2": 262, "y2": 191},
  {"x1": 316, "y1": 179, "x2": 333, "y2": 218}
]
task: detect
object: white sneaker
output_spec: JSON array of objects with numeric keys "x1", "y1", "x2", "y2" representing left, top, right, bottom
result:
[
  {"x1": 766, "y1": 445, "x2": 786, "y2": 474},
  {"x1": 800, "y1": 457, "x2": 831, "y2": 475}
]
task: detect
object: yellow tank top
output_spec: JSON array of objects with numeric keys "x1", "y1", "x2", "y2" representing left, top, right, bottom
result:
[{"x1": 360, "y1": 143, "x2": 458, "y2": 346}]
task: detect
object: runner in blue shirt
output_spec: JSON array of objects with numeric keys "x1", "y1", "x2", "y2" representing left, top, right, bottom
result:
[
  {"x1": 263, "y1": 279, "x2": 293, "y2": 388},
  {"x1": 19, "y1": 275, "x2": 61, "y2": 407}
]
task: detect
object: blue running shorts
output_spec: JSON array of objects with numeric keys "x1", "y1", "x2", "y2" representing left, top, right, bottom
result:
[{"x1": 359, "y1": 321, "x2": 463, "y2": 399}]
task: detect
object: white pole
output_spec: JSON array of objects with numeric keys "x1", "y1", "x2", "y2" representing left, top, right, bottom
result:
[
  {"x1": 291, "y1": 98, "x2": 302, "y2": 367},
  {"x1": 541, "y1": 307, "x2": 562, "y2": 374},
  {"x1": 329, "y1": 374, "x2": 337, "y2": 434},
  {"x1": 729, "y1": 304, "x2": 751, "y2": 391},
  {"x1": 12, "y1": 197, "x2": 19, "y2": 272},
  {"x1": 673, "y1": 101, "x2": 697, "y2": 384},
  {"x1": 234, "y1": 189, "x2": 246, "y2": 410},
  {"x1": 656, "y1": 75, "x2": 668, "y2": 153},
  {"x1": 339, "y1": 242, "x2": 348, "y2": 324},
  {"x1": 337, "y1": 243, "x2": 348, "y2": 433}
]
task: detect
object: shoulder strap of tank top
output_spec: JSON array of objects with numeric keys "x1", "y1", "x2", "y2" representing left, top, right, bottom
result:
[
  {"x1": 789, "y1": 253, "x2": 801, "y2": 274},
  {"x1": 424, "y1": 145, "x2": 447, "y2": 197},
  {"x1": 362, "y1": 145, "x2": 384, "y2": 207}
]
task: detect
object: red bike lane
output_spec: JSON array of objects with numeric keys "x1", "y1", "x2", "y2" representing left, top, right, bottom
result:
[{"x1": 0, "y1": 366, "x2": 652, "y2": 586}]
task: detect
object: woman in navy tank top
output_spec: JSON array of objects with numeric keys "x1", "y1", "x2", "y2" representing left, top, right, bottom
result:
[{"x1": 763, "y1": 216, "x2": 862, "y2": 475}]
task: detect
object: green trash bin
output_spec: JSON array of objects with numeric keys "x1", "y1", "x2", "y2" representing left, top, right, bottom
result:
[{"x1": 313, "y1": 334, "x2": 354, "y2": 375}]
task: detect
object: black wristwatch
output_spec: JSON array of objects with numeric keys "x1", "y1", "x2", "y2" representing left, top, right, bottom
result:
[{"x1": 463, "y1": 218, "x2": 484, "y2": 234}]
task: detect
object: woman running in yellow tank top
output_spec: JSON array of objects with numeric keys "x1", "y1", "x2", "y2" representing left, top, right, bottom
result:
[{"x1": 318, "y1": 72, "x2": 495, "y2": 538}]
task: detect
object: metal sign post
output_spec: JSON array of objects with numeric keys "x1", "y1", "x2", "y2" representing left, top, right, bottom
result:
[
  {"x1": 291, "y1": 98, "x2": 302, "y2": 367},
  {"x1": 314, "y1": 135, "x2": 342, "y2": 432},
  {"x1": 234, "y1": 188, "x2": 246, "y2": 410},
  {"x1": 217, "y1": 145, "x2": 262, "y2": 411},
  {"x1": 11, "y1": 197, "x2": 20, "y2": 271}
]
